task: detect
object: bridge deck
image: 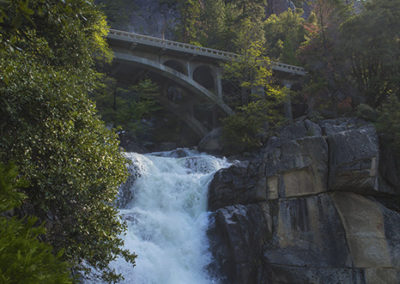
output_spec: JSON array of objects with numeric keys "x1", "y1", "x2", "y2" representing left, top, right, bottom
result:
[{"x1": 108, "y1": 29, "x2": 307, "y2": 76}]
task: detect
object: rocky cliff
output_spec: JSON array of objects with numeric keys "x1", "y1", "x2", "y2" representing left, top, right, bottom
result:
[
  {"x1": 207, "y1": 118, "x2": 400, "y2": 284},
  {"x1": 127, "y1": 0, "x2": 179, "y2": 39},
  {"x1": 109, "y1": 0, "x2": 299, "y2": 38}
]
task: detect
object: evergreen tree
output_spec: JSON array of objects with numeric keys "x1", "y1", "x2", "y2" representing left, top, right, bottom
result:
[
  {"x1": 222, "y1": 34, "x2": 285, "y2": 153},
  {"x1": 176, "y1": 0, "x2": 203, "y2": 45}
]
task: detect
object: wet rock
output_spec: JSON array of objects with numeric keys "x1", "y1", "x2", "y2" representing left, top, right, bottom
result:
[
  {"x1": 179, "y1": 155, "x2": 223, "y2": 174},
  {"x1": 207, "y1": 163, "x2": 265, "y2": 211},
  {"x1": 158, "y1": 142, "x2": 177, "y2": 151},
  {"x1": 207, "y1": 203, "x2": 271, "y2": 284},
  {"x1": 327, "y1": 125, "x2": 380, "y2": 193},
  {"x1": 332, "y1": 193, "x2": 393, "y2": 268},
  {"x1": 263, "y1": 136, "x2": 328, "y2": 198},
  {"x1": 117, "y1": 160, "x2": 141, "y2": 208},
  {"x1": 319, "y1": 117, "x2": 364, "y2": 136},
  {"x1": 262, "y1": 194, "x2": 354, "y2": 281},
  {"x1": 207, "y1": 117, "x2": 400, "y2": 284},
  {"x1": 265, "y1": 265, "x2": 365, "y2": 284},
  {"x1": 332, "y1": 193, "x2": 400, "y2": 284},
  {"x1": 198, "y1": 128, "x2": 223, "y2": 154},
  {"x1": 279, "y1": 120, "x2": 308, "y2": 140},
  {"x1": 168, "y1": 148, "x2": 189, "y2": 158},
  {"x1": 304, "y1": 119, "x2": 322, "y2": 136},
  {"x1": 379, "y1": 144, "x2": 400, "y2": 194}
]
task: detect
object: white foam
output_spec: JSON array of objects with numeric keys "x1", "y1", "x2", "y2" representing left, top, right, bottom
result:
[{"x1": 111, "y1": 150, "x2": 230, "y2": 283}]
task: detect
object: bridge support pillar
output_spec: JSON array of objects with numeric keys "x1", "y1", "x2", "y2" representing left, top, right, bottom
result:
[
  {"x1": 283, "y1": 80, "x2": 294, "y2": 123},
  {"x1": 215, "y1": 69, "x2": 223, "y2": 100},
  {"x1": 187, "y1": 62, "x2": 194, "y2": 80}
]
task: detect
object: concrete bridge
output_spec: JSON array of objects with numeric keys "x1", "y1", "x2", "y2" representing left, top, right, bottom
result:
[{"x1": 107, "y1": 29, "x2": 306, "y2": 137}]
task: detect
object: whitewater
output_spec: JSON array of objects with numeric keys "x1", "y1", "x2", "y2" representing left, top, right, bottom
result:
[{"x1": 109, "y1": 149, "x2": 230, "y2": 283}]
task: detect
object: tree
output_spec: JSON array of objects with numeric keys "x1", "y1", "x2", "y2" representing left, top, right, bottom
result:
[
  {"x1": 174, "y1": 0, "x2": 267, "y2": 52},
  {"x1": 264, "y1": 8, "x2": 306, "y2": 64},
  {"x1": 297, "y1": 0, "x2": 353, "y2": 116},
  {"x1": 0, "y1": 0, "x2": 136, "y2": 281},
  {"x1": 377, "y1": 95, "x2": 400, "y2": 153},
  {"x1": 95, "y1": 0, "x2": 136, "y2": 30},
  {"x1": 0, "y1": 163, "x2": 72, "y2": 284},
  {"x1": 222, "y1": 36, "x2": 285, "y2": 153},
  {"x1": 93, "y1": 78, "x2": 162, "y2": 137},
  {"x1": 340, "y1": 0, "x2": 400, "y2": 107},
  {"x1": 197, "y1": 0, "x2": 227, "y2": 49},
  {"x1": 175, "y1": 0, "x2": 203, "y2": 45}
]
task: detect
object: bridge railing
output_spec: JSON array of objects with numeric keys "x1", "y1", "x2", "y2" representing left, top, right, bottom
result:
[
  {"x1": 108, "y1": 29, "x2": 307, "y2": 76},
  {"x1": 272, "y1": 62, "x2": 307, "y2": 75},
  {"x1": 109, "y1": 29, "x2": 238, "y2": 60}
]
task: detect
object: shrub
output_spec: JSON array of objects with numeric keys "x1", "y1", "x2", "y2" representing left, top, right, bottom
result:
[
  {"x1": 0, "y1": 163, "x2": 72, "y2": 284},
  {"x1": 377, "y1": 95, "x2": 400, "y2": 154},
  {"x1": 222, "y1": 96, "x2": 284, "y2": 154}
]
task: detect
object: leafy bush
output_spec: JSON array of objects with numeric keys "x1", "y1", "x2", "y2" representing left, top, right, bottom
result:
[
  {"x1": 340, "y1": 0, "x2": 400, "y2": 107},
  {"x1": 222, "y1": 95, "x2": 284, "y2": 154},
  {"x1": 377, "y1": 95, "x2": 400, "y2": 154},
  {"x1": 93, "y1": 78, "x2": 162, "y2": 137},
  {"x1": 0, "y1": 163, "x2": 72, "y2": 284},
  {"x1": 356, "y1": 103, "x2": 378, "y2": 122},
  {"x1": 0, "y1": 0, "x2": 136, "y2": 281}
]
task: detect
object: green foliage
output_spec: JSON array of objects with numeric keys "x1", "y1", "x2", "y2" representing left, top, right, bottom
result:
[
  {"x1": 299, "y1": 0, "x2": 399, "y2": 113},
  {"x1": 340, "y1": 0, "x2": 400, "y2": 107},
  {"x1": 0, "y1": 0, "x2": 135, "y2": 282},
  {"x1": 377, "y1": 95, "x2": 400, "y2": 153},
  {"x1": 224, "y1": 40, "x2": 272, "y2": 89},
  {"x1": 264, "y1": 9, "x2": 306, "y2": 64},
  {"x1": 96, "y1": 0, "x2": 136, "y2": 29},
  {"x1": 356, "y1": 103, "x2": 378, "y2": 122},
  {"x1": 0, "y1": 163, "x2": 26, "y2": 212},
  {"x1": 0, "y1": 163, "x2": 72, "y2": 284},
  {"x1": 196, "y1": 0, "x2": 227, "y2": 49},
  {"x1": 222, "y1": 36, "x2": 285, "y2": 153},
  {"x1": 222, "y1": 94, "x2": 284, "y2": 153},
  {"x1": 175, "y1": 0, "x2": 267, "y2": 52},
  {"x1": 175, "y1": 0, "x2": 203, "y2": 45},
  {"x1": 223, "y1": 33, "x2": 283, "y2": 107},
  {"x1": 297, "y1": 0, "x2": 353, "y2": 115},
  {"x1": 93, "y1": 78, "x2": 162, "y2": 137}
]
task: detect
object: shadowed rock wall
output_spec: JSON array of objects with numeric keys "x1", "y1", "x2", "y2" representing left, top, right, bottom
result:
[{"x1": 207, "y1": 118, "x2": 400, "y2": 284}]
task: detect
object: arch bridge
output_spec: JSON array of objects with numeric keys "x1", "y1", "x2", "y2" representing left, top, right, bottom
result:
[{"x1": 107, "y1": 29, "x2": 306, "y2": 138}]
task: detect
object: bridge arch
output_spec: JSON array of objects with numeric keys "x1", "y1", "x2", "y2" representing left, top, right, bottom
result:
[
  {"x1": 112, "y1": 52, "x2": 233, "y2": 137},
  {"x1": 113, "y1": 52, "x2": 232, "y2": 115},
  {"x1": 193, "y1": 65, "x2": 215, "y2": 91},
  {"x1": 163, "y1": 59, "x2": 188, "y2": 76}
]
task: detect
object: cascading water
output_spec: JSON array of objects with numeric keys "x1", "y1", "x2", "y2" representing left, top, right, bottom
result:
[{"x1": 111, "y1": 149, "x2": 230, "y2": 284}]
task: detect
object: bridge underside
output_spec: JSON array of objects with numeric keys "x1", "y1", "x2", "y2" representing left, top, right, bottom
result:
[
  {"x1": 106, "y1": 30, "x2": 306, "y2": 140},
  {"x1": 110, "y1": 55, "x2": 229, "y2": 139}
]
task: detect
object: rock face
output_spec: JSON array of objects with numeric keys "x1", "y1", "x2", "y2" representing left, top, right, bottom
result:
[
  {"x1": 266, "y1": 0, "x2": 296, "y2": 16},
  {"x1": 198, "y1": 128, "x2": 224, "y2": 154},
  {"x1": 207, "y1": 118, "x2": 400, "y2": 284},
  {"x1": 126, "y1": 0, "x2": 300, "y2": 39},
  {"x1": 127, "y1": 0, "x2": 179, "y2": 39},
  {"x1": 116, "y1": 155, "x2": 142, "y2": 208}
]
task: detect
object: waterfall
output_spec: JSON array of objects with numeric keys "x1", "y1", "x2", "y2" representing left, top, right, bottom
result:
[{"x1": 111, "y1": 149, "x2": 230, "y2": 284}]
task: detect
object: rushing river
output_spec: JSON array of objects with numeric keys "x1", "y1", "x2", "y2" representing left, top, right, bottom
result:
[{"x1": 111, "y1": 149, "x2": 230, "y2": 284}]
